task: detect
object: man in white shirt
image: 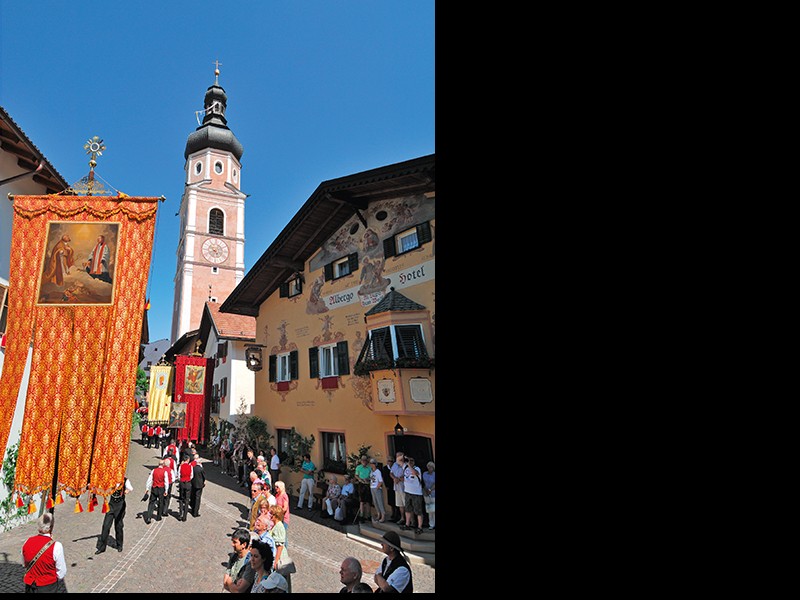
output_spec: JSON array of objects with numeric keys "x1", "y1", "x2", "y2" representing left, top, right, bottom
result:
[
  {"x1": 401, "y1": 456, "x2": 424, "y2": 535},
  {"x1": 269, "y1": 447, "x2": 281, "y2": 492}
]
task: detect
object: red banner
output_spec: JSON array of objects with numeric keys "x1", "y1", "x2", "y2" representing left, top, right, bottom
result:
[{"x1": 173, "y1": 355, "x2": 213, "y2": 443}]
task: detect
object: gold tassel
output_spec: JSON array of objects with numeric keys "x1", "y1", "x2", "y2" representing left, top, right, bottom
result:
[
  {"x1": 28, "y1": 501, "x2": 37, "y2": 514},
  {"x1": 102, "y1": 498, "x2": 110, "y2": 513},
  {"x1": 74, "y1": 499, "x2": 83, "y2": 513},
  {"x1": 16, "y1": 495, "x2": 24, "y2": 508},
  {"x1": 55, "y1": 492, "x2": 64, "y2": 505}
]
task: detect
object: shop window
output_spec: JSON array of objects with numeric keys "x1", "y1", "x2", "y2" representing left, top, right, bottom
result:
[{"x1": 322, "y1": 432, "x2": 347, "y2": 474}]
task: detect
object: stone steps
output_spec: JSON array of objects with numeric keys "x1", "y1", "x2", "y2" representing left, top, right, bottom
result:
[{"x1": 347, "y1": 521, "x2": 435, "y2": 567}]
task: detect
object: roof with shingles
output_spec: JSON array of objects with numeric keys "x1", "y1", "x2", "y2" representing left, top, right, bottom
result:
[
  {"x1": 204, "y1": 301, "x2": 256, "y2": 340},
  {"x1": 365, "y1": 287, "x2": 426, "y2": 316}
]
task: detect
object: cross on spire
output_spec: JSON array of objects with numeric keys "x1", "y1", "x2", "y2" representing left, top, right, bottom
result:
[{"x1": 213, "y1": 59, "x2": 222, "y2": 84}]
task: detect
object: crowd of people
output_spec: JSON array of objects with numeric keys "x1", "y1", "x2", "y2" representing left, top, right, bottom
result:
[{"x1": 20, "y1": 427, "x2": 430, "y2": 593}]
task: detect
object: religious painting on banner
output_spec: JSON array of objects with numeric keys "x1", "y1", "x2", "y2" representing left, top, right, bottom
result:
[
  {"x1": 36, "y1": 221, "x2": 120, "y2": 305},
  {"x1": 184, "y1": 365, "x2": 206, "y2": 394},
  {"x1": 169, "y1": 403, "x2": 187, "y2": 428}
]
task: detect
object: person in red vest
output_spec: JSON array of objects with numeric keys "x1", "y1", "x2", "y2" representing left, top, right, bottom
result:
[
  {"x1": 161, "y1": 451, "x2": 177, "y2": 518},
  {"x1": 146, "y1": 424, "x2": 155, "y2": 449},
  {"x1": 154, "y1": 424, "x2": 164, "y2": 450},
  {"x1": 143, "y1": 460, "x2": 170, "y2": 524},
  {"x1": 177, "y1": 453, "x2": 194, "y2": 521},
  {"x1": 22, "y1": 512, "x2": 67, "y2": 592},
  {"x1": 164, "y1": 438, "x2": 178, "y2": 459}
]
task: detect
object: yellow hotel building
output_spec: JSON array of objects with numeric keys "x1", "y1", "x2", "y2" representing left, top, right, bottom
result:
[{"x1": 220, "y1": 154, "x2": 435, "y2": 493}]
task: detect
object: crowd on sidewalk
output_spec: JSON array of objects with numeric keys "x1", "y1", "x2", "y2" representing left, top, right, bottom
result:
[
  {"x1": 21, "y1": 425, "x2": 434, "y2": 593},
  {"x1": 208, "y1": 430, "x2": 433, "y2": 593}
]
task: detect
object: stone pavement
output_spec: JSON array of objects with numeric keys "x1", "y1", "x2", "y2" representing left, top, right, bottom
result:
[{"x1": 0, "y1": 438, "x2": 435, "y2": 593}]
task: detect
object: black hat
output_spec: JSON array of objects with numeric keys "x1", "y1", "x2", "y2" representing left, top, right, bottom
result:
[{"x1": 381, "y1": 530, "x2": 403, "y2": 553}]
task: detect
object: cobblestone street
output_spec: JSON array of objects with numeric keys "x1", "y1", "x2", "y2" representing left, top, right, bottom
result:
[{"x1": 0, "y1": 439, "x2": 435, "y2": 593}]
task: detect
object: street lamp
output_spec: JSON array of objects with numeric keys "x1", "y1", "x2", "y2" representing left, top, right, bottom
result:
[{"x1": 394, "y1": 415, "x2": 404, "y2": 436}]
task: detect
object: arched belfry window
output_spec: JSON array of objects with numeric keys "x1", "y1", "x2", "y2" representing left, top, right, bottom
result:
[{"x1": 209, "y1": 208, "x2": 224, "y2": 236}]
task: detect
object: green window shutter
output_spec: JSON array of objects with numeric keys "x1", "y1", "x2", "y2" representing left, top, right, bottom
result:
[
  {"x1": 336, "y1": 341, "x2": 350, "y2": 375},
  {"x1": 309, "y1": 347, "x2": 319, "y2": 378},
  {"x1": 279, "y1": 282, "x2": 289, "y2": 297},
  {"x1": 324, "y1": 263, "x2": 334, "y2": 281},
  {"x1": 417, "y1": 221, "x2": 432, "y2": 245},
  {"x1": 268, "y1": 354, "x2": 277, "y2": 382},
  {"x1": 290, "y1": 350, "x2": 299, "y2": 380},
  {"x1": 347, "y1": 253, "x2": 359, "y2": 273},
  {"x1": 383, "y1": 237, "x2": 396, "y2": 258}
]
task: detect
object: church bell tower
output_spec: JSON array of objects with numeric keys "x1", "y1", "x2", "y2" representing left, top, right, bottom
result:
[{"x1": 171, "y1": 65, "x2": 246, "y2": 343}]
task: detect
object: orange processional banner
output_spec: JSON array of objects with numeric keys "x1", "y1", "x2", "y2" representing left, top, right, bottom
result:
[{"x1": 0, "y1": 194, "x2": 159, "y2": 501}]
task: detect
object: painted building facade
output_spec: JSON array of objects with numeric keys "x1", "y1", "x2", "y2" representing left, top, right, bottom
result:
[{"x1": 220, "y1": 154, "x2": 435, "y2": 494}]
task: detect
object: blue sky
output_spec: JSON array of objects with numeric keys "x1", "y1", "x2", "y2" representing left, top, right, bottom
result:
[{"x1": 0, "y1": 1, "x2": 435, "y2": 343}]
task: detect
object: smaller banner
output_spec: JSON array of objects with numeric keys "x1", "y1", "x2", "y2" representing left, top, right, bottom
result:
[
  {"x1": 168, "y1": 402, "x2": 187, "y2": 428},
  {"x1": 146, "y1": 365, "x2": 173, "y2": 424}
]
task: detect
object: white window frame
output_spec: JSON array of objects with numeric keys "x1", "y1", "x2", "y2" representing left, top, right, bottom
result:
[
  {"x1": 276, "y1": 352, "x2": 292, "y2": 382},
  {"x1": 319, "y1": 343, "x2": 340, "y2": 378},
  {"x1": 333, "y1": 257, "x2": 351, "y2": 279},
  {"x1": 396, "y1": 226, "x2": 420, "y2": 254}
]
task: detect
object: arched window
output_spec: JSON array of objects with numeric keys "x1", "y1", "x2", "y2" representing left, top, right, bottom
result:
[{"x1": 209, "y1": 208, "x2": 224, "y2": 235}]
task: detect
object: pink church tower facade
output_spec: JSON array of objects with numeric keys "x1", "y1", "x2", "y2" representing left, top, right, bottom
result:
[{"x1": 171, "y1": 69, "x2": 246, "y2": 343}]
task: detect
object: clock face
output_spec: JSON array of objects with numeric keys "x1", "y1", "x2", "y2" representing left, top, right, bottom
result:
[{"x1": 202, "y1": 238, "x2": 229, "y2": 264}]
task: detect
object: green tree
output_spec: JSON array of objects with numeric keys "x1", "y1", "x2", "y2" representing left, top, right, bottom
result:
[
  {"x1": 135, "y1": 366, "x2": 148, "y2": 401},
  {"x1": 283, "y1": 427, "x2": 316, "y2": 473},
  {"x1": 242, "y1": 416, "x2": 273, "y2": 456},
  {"x1": 0, "y1": 442, "x2": 28, "y2": 531}
]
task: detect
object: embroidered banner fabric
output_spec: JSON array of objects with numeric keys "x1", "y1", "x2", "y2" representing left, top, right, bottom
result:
[
  {"x1": 0, "y1": 195, "x2": 158, "y2": 498},
  {"x1": 173, "y1": 355, "x2": 213, "y2": 443},
  {"x1": 146, "y1": 365, "x2": 173, "y2": 425}
]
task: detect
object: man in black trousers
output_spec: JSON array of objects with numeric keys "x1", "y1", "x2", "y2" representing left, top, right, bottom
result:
[
  {"x1": 177, "y1": 453, "x2": 193, "y2": 522},
  {"x1": 96, "y1": 476, "x2": 133, "y2": 554},
  {"x1": 189, "y1": 451, "x2": 206, "y2": 517}
]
